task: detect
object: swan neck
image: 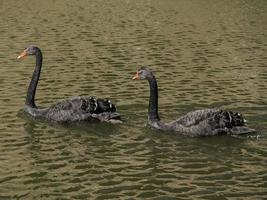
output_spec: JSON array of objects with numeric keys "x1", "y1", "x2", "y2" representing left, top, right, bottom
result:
[
  {"x1": 148, "y1": 76, "x2": 160, "y2": 122},
  {"x1": 26, "y1": 50, "x2": 42, "y2": 108}
]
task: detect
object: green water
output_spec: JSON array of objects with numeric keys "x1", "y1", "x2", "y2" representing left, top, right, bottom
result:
[{"x1": 0, "y1": 0, "x2": 266, "y2": 199}]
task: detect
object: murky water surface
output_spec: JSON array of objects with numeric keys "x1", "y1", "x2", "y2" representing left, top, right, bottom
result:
[{"x1": 0, "y1": 0, "x2": 266, "y2": 199}]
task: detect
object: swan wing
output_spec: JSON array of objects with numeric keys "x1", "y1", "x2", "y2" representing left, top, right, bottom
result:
[
  {"x1": 44, "y1": 96, "x2": 118, "y2": 122},
  {"x1": 173, "y1": 109, "x2": 220, "y2": 127},
  {"x1": 168, "y1": 108, "x2": 253, "y2": 136}
]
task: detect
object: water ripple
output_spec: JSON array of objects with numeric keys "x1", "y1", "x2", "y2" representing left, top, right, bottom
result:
[{"x1": 0, "y1": 0, "x2": 266, "y2": 199}]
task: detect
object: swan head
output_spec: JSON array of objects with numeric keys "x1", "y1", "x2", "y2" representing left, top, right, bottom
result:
[
  {"x1": 132, "y1": 67, "x2": 154, "y2": 80},
  {"x1": 17, "y1": 45, "x2": 41, "y2": 59}
]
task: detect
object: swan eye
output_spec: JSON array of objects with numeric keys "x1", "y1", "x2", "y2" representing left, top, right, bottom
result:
[{"x1": 138, "y1": 71, "x2": 143, "y2": 75}]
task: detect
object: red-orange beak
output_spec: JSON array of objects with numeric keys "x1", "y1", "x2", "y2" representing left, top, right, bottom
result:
[
  {"x1": 132, "y1": 72, "x2": 140, "y2": 80},
  {"x1": 17, "y1": 50, "x2": 27, "y2": 59}
]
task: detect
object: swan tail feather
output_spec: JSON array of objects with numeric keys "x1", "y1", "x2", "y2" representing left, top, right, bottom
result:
[
  {"x1": 95, "y1": 98, "x2": 117, "y2": 113},
  {"x1": 219, "y1": 111, "x2": 245, "y2": 128},
  {"x1": 217, "y1": 111, "x2": 255, "y2": 135},
  {"x1": 230, "y1": 126, "x2": 256, "y2": 135},
  {"x1": 91, "y1": 112, "x2": 122, "y2": 123}
]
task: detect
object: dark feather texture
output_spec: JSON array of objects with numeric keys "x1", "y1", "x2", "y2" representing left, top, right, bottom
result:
[
  {"x1": 33, "y1": 96, "x2": 119, "y2": 122},
  {"x1": 19, "y1": 46, "x2": 120, "y2": 123},
  {"x1": 133, "y1": 67, "x2": 255, "y2": 136}
]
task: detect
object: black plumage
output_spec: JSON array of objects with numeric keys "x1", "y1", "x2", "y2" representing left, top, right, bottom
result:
[
  {"x1": 18, "y1": 45, "x2": 121, "y2": 123},
  {"x1": 133, "y1": 67, "x2": 255, "y2": 136}
]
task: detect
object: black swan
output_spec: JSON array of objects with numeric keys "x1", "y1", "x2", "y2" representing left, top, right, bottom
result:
[
  {"x1": 17, "y1": 45, "x2": 121, "y2": 123},
  {"x1": 132, "y1": 67, "x2": 255, "y2": 136}
]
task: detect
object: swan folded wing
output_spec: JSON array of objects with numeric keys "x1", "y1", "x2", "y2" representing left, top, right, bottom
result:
[
  {"x1": 173, "y1": 109, "x2": 220, "y2": 127},
  {"x1": 169, "y1": 109, "x2": 253, "y2": 136},
  {"x1": 171, "y1": 120, "x2": 228, "y2": 136},
  {"x1": 44, "y1": 96, "x2": 117, "y2": 122}
]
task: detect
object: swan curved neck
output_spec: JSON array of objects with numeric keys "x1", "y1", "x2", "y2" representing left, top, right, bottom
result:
[
  {"x1": 147, "y1": 76, "x2": 160, "y2": 122},
  {"x1": 26, "y1": 50, "x2": 42, "y2": 108}
]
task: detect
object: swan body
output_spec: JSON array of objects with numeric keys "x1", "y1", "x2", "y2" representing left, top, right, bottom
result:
[
  {"x1": 133, "y1": 67, "x2": 255, "y2": 136},
  {"x1": 18, "y1": 45, "x2": 121, "y2": 123},
  {"x1": 24, "y1": 96, "x2": 119, "y2": 123}
]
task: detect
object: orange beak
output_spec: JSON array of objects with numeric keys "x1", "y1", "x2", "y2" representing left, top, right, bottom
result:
[
  {"x1": 17, "y1": 50, "x2": 27, "y2": 59},
  {"x1": 132, "y1": 72, "x2": 140, "y2": 80}
]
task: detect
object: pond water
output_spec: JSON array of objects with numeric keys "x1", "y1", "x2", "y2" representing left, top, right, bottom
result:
[{"x1": 0, "y1": 0, "x2": 266, "y2": 199}]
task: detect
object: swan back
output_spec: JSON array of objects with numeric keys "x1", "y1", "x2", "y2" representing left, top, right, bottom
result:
[{"x1": 25, "y1": 96, "x2": 119, "y2": 123}]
